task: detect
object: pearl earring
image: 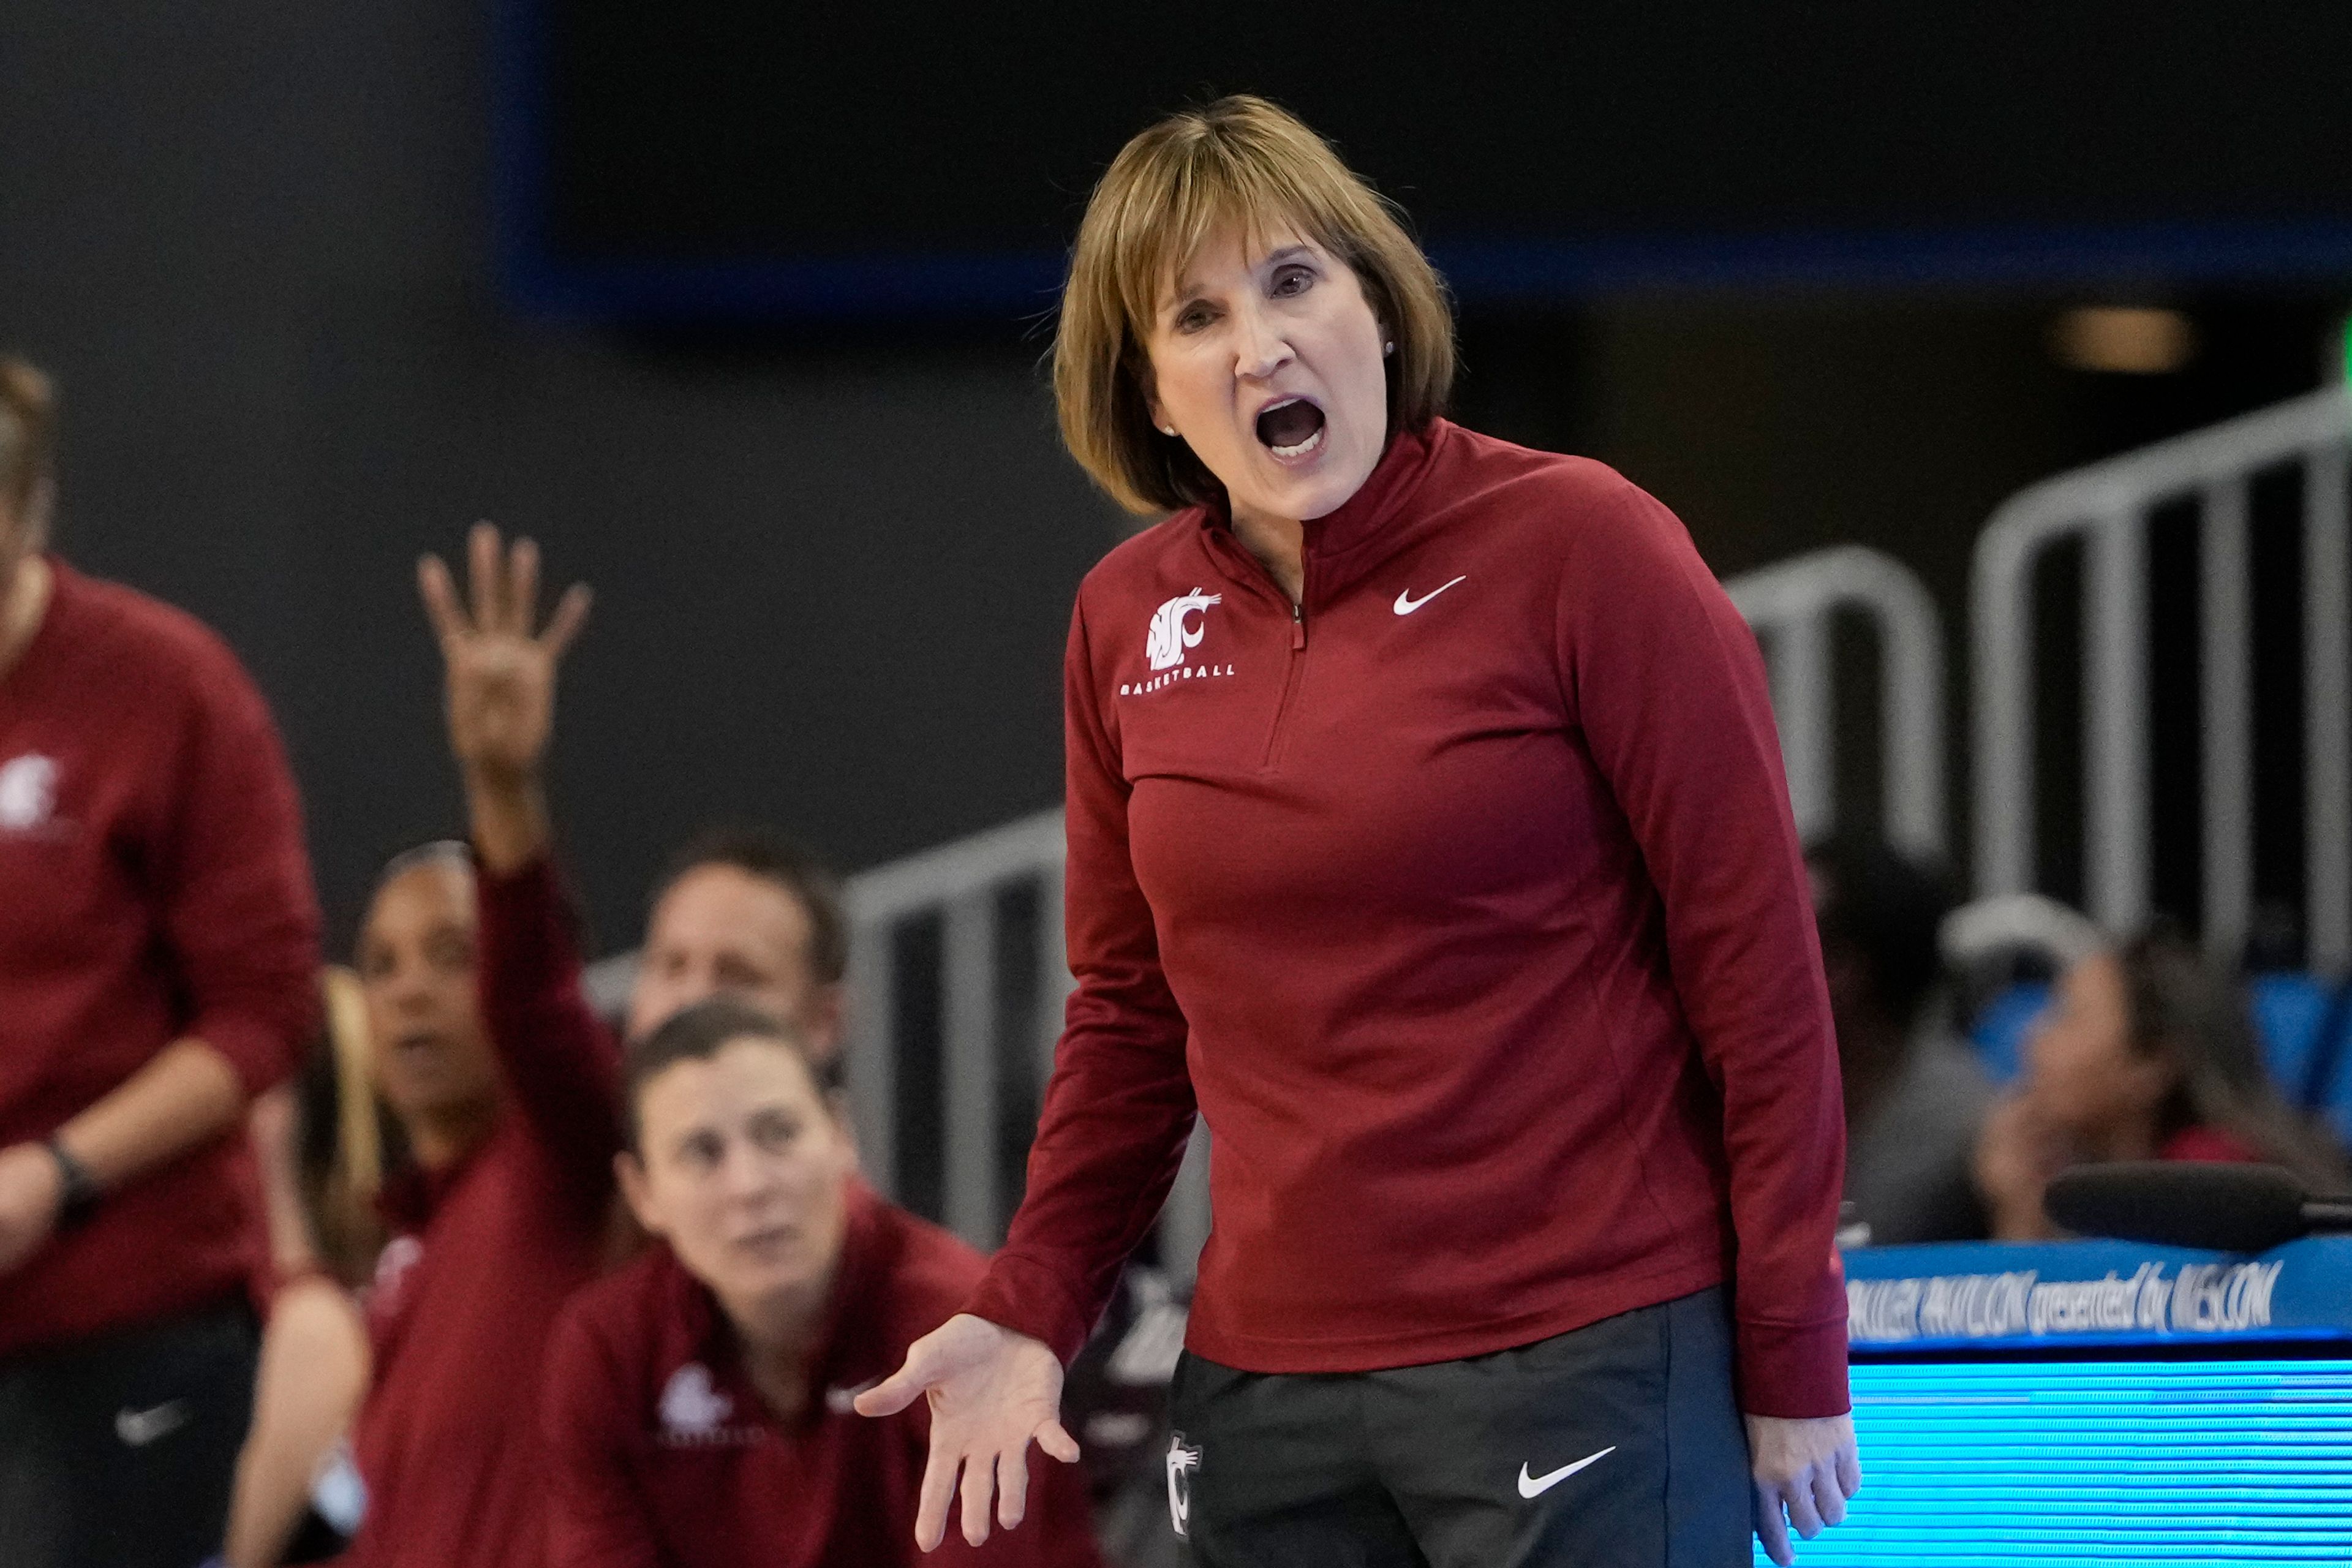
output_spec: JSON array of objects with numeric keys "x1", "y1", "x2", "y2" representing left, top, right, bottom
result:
[
  {"x1": 1159, "y1": 425, "x2": 1176, "y2": 435},
  {"x1": 1384, "y1": 341, "x2": 1396, "y2": 356}
]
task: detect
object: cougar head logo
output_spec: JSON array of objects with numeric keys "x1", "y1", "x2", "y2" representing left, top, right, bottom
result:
[
  {"x1": 1165, "y1": 1431, "x2": 1202, "y2": 1538},
  {"x1": 658, "y1": 1363, "x2": 733, "y2": 1436},
  {"x1": 1145, "y1": 589, "x2": 1222, "y2": 672}
]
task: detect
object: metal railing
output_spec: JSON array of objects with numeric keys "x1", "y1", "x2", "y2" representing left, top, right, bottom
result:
[
  {"x1": 1726, "y1": 545, "x2": 1946, "y2": 859},
  {"x1": 1971, "y1": 385, "x2": 2352, "y2": 967},
  {"x1": 840, "y1": 809, "x2": 1071, "y2": 1246}
]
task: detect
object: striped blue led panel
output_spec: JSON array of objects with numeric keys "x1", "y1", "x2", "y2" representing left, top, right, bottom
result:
[{"x1": 1754, "y1": 1359, "x2": 2352, "y2": 1564}]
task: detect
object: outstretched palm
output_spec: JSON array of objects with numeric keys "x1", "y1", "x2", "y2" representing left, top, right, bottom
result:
[
  {"x1": 417, "y1": 522, "x2": 591, "y2": 790},
  {"x1": 854, "y1": 1313, "x2": 1080, "y2": 1551}
]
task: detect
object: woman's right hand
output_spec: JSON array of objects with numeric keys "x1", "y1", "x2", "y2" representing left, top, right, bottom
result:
[
  {"x1": 854, "y1": 1313, "x2": 1082, "y2": 1551},
  {"x1": 417, "y1": 522, "x2": 591, "y2": 870}
]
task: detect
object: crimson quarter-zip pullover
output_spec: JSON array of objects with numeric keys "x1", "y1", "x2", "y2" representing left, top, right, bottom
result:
[
  {"x1": 541, "y1": 1185, "x2": 1102, "y2": 1568},
  {"x1": 344, "y1": 857, "x2": 624, "y2": 1567},
  {"x1": 0, "y1": 559, "x2": 318, "y2": 1357},
  {"x1": 967, "y1": 421, "x2": 1849, "y2": 1419}
]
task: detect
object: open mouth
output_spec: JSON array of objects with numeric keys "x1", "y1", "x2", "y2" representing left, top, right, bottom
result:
[
  {"x1": 1254, "y1": 397, "x2": 1327, "y2": 459},
  {"x1": 733, "y1": 1224, "x2": 801, "y2": 1257},
  {"x1": 393, "y1": 1027, "x2": 446, "y2": 1061}
]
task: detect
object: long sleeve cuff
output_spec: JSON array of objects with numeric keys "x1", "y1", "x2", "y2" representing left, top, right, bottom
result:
[
  {"x1": 1735, "y1": 1314, "x2": 1852, "y2": 1418},
  {"x1": 189, "y1": 1009, "x2": 307, "y2": 1098},
  {"x1": 963, "y1": 1251, "x2": 1099, "y2": 1366}
]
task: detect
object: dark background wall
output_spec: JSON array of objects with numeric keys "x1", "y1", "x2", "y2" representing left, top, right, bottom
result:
[
  {"x1": 521, "y1": 1, "x2": 2352, "y2": 315},
  {"x1": 4, "y1": 1, "x2": 2344, "y2": 951},
  {"x1": 1, "y1": 1, "x2": 1125, "y2": 949}
]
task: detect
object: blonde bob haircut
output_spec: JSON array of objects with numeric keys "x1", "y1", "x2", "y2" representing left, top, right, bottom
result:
[{"x1": 1055, "y1": 96, "x2": 1455, "y2": 515}]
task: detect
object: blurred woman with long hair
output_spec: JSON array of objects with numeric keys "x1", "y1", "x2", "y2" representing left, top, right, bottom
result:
[
  {"x1": 1977, "y1": 929, "x2": 2346, "y2": 1239},
  {"x1": 221, "y1": 969, "x2": 381, "y2": 1567}
]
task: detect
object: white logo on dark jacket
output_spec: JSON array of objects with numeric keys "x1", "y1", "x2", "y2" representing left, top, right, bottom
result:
[{"x1": 1145, "y1": 590, "x2": 1221, "y2": 671}]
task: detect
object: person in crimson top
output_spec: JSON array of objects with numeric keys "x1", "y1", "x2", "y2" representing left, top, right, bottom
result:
[
  {"x1": 1974, "y1": 927, "x2": 2346, "y2": 1240},
  {"x1": 856, "y1": 99, "x2": 1857, "y2": 1568},
  {"x1": 0, "y1": 356, "x2": 321, "y2": 1568},
  {"x1": 540, "y1": 997, "x2": 1102, "y2": 1568},
  {"x1": 328, "y1": 835, "x2": 617, "y2": 1568},
  {"x1": 331, "y1": 526, "x2": 852, "y2": 1568}
]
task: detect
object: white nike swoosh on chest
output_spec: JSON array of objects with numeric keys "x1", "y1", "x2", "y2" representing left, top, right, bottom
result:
[
  {"x1": 1517, "y1": 1446, "x2": 1615, "y2": 1498},
  {"x1": 1393, "y1": 576, "x2": 1466, "y2": 614}
]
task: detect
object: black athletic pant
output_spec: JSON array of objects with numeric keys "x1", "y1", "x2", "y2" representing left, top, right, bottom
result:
[
  {"x1": 1166, "y1": 1288, "x2": 1752, "y2": 1568},
  {"x1": 0, "y1": 1297, "x2": 260, "y2": 1568}
]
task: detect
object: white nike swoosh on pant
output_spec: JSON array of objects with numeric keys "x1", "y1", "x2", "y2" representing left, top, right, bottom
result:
[
  {"x1": 115, "y1": 1400, "x2": 192, "y2": 1447},
  {"x1": 1517, "y1": 1446, "x2": 1616, "y2": 1498},
  {"x1": 1393, "y1": 576, "x2": 1466, "y2": 614}
]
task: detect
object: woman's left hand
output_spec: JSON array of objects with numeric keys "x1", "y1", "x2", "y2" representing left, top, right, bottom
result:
[{"x1": 1746, "y1": 1411, "x2": 1860, "y2": 1566}]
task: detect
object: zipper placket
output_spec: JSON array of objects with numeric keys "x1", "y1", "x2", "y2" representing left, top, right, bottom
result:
[{"x1": 1259, "y1": 563, "x2": 1310, "y2": 771}]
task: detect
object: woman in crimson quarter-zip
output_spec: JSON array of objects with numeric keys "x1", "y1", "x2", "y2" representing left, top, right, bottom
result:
[{"x1": 859, "y1": 95, "x2": 1860, "y2": 1568}]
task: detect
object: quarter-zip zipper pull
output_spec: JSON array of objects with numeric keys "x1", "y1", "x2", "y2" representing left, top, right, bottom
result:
[{"x1": 1291, "y1": 599, "x2": 1306, "y2": 650}]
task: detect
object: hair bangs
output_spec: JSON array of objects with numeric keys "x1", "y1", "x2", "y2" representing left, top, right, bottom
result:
[{"x1": 1110, "y1": 138, "x2": 1350, "y2": 344}]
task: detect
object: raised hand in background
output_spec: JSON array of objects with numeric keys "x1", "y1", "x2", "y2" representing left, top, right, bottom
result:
[{"x1": 417, "y1": 522, "x2": 592, "y2": 872}]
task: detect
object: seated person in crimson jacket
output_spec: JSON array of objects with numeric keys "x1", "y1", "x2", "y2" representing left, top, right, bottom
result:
[
  {"x1": 541, "y1": 997, "x2": 1102, "y2": 1568},
  {"x1": 331, "y1": 524, "x2": 621, "y2": 1568},
  {"x1": 334, "y1": 838, "x2": 619, "y2": 1568}
]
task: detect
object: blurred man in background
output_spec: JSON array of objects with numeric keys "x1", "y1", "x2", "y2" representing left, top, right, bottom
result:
[
  {"x1": 628, "y1": 826, "x2": 845, "y2": 1061},
  {"x1": 1809, "y1": 837, "x2": 1992, "y2": 1245},
  {"x1": 0, "y1": 356, "x2": 322, "y2": 1568}
]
